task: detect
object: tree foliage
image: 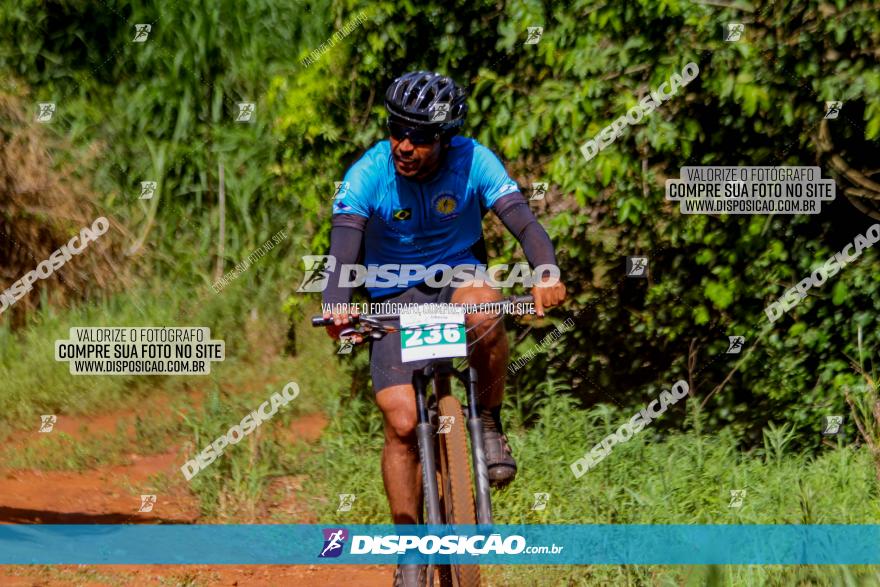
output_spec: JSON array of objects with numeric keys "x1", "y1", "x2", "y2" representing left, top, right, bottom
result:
[{"x1": 3, "y1": 0, "x2": 879, "y2": 447}]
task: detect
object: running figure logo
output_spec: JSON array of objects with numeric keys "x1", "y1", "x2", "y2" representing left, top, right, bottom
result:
[
  {"x1": 297, "y1": 255, "x2": 336, "y2": 292},
  {"x1": 337, "y1": 494, "x2": 356, "y2": 512},
  {"x1": 530, "y1": 182, "x2": 548, "y2": 201},
  {"x1": 39, "y1": 415, "x2": 57, "y2": 433},
  {"x1": 725, "y1": 23, "x2": 744, "y2": 42},
  {"x1": 531, "y1": 492, "x2": 550, "y2": 511},
  {"x1": 138, "y1": 495, "x2": 157, "y2": 513},
  {"x1": 626, "y1": 257, "x2": 648, "y2": 278},
  {"x1": 430, "y1": 103, "x2": 450, "y2": 122},
  {"x1": 823, "y1": 415, "x2": 843, "y2": 435},
  {"x1": 728, "y1": 489, "x2": 746, "y2": 508},
  {"x1": 524, "y1": 27, "x2": 543, "y2": 45},
  {"x1": 236, "y1": 102, "x2": 255, "y2": 122},
  {"x1": 318, "y1": 528, "x2": 349, "y2": 558},
  {"x1": 824, "y1": 101, "x2": 842, "y2": 120},
  {"x1": 132, "y1": 24, "x2": 151, "y2": 42},
  {"x1": 437, "y1": 416, "x2": 455, "y2": 434},
  {"x1": 338, "y1": 338, "x2": 354, "y2": 355},
  {"x1": 726, "y1": 336, "x2": 745, "y2": 354},
  {"x1": 140, "y1": 181, "x2": 157, "y2": 200},
  {"x1": 333, "y1": 181, "x2": 350, "y2": 200},
  {"x1": 36, "y1": 102, "x2": 56, "y2": 123}
]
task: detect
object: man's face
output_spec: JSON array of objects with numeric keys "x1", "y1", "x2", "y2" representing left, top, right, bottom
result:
[{"x1": 390, "y1": 135, "x2": 445, "y2": 181}]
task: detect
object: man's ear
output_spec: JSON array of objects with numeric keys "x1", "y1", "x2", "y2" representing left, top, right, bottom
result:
[{"x1": 441, "y1": 131, "x2": 456, "y2": 148}]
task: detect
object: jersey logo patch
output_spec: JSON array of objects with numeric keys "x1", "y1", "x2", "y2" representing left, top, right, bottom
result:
[
  {"x1": 392, "y1": 208, "x2": 412, "y2": 221},
  {"x1": 498, "y1": 182, "x2": 519, "y2": 197},
  {"x1": 431, "y1": 192, "x2": 459, "y2": 221}
]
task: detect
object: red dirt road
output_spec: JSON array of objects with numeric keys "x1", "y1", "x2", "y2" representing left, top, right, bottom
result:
[
  {"x1": 0, "y1": 451, "x2": 198, "y2": 524},
  {"x1": 0, "y1": 403, "x2": 394, "y2": 586},
  {"x1": 0, "y1": 564, "x2": 393, "y2": 586}
]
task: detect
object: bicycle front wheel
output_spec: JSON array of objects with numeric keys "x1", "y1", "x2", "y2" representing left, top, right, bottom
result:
[{"x1": 437, "y1": 394, "x2": 481, "y2": 587}]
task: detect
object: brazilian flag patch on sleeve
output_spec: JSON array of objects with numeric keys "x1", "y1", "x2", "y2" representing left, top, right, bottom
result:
[{"x1": 392, "y1": 208, "x2": 412, "y2": 221}]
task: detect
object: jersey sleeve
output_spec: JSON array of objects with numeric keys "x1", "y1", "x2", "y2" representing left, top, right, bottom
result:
[
  {"x1": 471, "y1": 143, "x2": 520, "y2": 209},
  {"x1": 331, "y1": 150, "x2": 378, "y2": 218}
]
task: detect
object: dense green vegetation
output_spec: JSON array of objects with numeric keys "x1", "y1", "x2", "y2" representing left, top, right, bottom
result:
[
  {"x1": 5, "y1": 0, "x2": 879, "y2": 440},
  {"x1": 2, "y1": 0, "x2": 880, "y2": 584},
  {"x1": 6, "y1": 290, "x2": 880, "y2": 584}
]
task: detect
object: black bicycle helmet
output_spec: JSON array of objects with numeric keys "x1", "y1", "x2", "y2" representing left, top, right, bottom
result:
[{"x1": 384, "y1": 71, "x2": 467, "y2": 131}]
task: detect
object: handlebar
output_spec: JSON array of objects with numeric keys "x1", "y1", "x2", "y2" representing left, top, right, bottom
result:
[{"x1": 311, "y1": 294, "x2": 535, "y2": 328}]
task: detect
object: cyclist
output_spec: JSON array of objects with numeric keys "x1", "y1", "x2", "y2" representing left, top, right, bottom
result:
[{"x1": 321, "y1": 70, "x2": 565, "y2": 581}]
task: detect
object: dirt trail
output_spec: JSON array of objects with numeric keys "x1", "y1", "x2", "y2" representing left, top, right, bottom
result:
[
  {"x1": 0, "y1": 451, "x2": 198, "y2": 524},
  {"x1": 0, "y1": 564, "x2": 393, "y2": 586},
  {"x1": 0, "y1": 391, "x2": 394, "y2": 586}
]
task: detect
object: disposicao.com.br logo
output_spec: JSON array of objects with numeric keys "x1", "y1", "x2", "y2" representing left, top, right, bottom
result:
[
  {"x1": 317, "y1": 530, "x2": 563, "y2": 557},
  {"x1": 296, "y1": 255, "x2": 560, "y2": 292},
  {"x1": 318, "y1": 528, "x2": 349, "y2": 558}
]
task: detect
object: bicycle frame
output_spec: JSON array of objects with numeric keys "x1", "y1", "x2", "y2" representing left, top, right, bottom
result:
[
  {"x1": 311, "y1": 293, "x2": 536, "y2": 533},
  {"x1": 413, "y1": 359, "x2": 493, "y2": 527},
  {"x1": 313, "y1": 294, "x2": 536, "y2": 586}
]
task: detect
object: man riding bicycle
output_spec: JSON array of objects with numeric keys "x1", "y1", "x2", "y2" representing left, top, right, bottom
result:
[{"x1": 321, "y1": 70, "x2": 565, "y2": 563}]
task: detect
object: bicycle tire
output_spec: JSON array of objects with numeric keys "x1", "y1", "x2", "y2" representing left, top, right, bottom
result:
[{"x1": 437, "y1": 394, "x2": 481, "y2": 587}]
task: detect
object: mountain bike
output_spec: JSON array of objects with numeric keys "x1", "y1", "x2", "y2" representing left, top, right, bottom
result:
[{"x1": 313, "y1": 294, "x2": 535, "y2": 587}]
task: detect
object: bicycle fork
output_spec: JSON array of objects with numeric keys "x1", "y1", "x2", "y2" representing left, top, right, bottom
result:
[
  {"x1": 414, "y1": 364, "x2": 494, "y2": 527},
  {"x1": 413, "y1": 370, "x2": 442, "y2": 526},
  {"x1": 463, "y1": 365, "x2": 493, "y2": 526}
]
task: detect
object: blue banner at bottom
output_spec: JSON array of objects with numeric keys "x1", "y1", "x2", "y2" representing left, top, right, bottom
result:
[{"x1": 1, "y1": 525, "x2": 879, "y2": 565}]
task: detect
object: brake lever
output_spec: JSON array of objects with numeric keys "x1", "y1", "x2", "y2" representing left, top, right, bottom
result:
[
  {"x1": 359, "y1": 316, "x2": 384, "y2": 329},
  {"x1": 340, "y1": 316, "x2": 394, "y2": 344},
  {"x1": 340, "y1": 325, "x2": 384, "y2": 344},
  {"x1": 340, "y1": 327, "x2": 359, "y2": 339}
]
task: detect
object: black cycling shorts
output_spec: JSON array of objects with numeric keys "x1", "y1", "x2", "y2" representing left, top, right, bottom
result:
[{"x1": 368, "y1": 280, "x2": 459, "y2": 394}]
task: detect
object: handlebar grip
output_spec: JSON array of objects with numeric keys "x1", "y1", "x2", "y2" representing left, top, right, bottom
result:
[
  {"x1": 311, "y1": 315, "x2": 361, "y2": 328},
  {"x1": 311, "y1": 316, "x2": 332, "y2": 327}
]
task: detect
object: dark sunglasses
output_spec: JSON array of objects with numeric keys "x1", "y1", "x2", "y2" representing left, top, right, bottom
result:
[{"x1": 387, "y1": 121, "x2": 442, "y2": 145}]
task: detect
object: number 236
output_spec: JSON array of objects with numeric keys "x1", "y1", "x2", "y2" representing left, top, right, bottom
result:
[{"x1": 405, "y1": 324, "x2": 462, "y2": 346}]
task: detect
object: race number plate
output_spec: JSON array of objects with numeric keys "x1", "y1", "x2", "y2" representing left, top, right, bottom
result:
[{"x1": 399, "y1": 307, "x2": 467, "y2": 363}]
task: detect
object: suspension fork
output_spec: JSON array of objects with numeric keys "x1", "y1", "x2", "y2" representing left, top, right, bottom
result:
[
  {"x1": 458, "y1": 364, "x2": 493, "y2": 525},
  {"x1": 413, "y1": 368, "x2": 442, "y2": 526}
]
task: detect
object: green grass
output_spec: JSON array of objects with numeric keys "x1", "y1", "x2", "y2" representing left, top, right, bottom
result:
[
  {"x1": 291, "y1": 382, "x2": 880, "y2": 585},
  {"x1": 0, "y1": 264, "x2": 301, "y2": 427},
  {"x1": 0, "y1": 393, "x2": 197, "y2": 471},
  {"x1": 296, "y1": 389, "x2": 880, "y2": 524},
  {"x1": 1, "y1": 430, "x2": 130, "y2": 471},
  {"x1": 176, "y1": 313, "x2": 350, "y2": 520},
  {"x1": 4, "y1": 280, "x2": 880, "y2": 584},
  {"x1": 0, "y1": 284, "x2": 202, "y2": 428}
]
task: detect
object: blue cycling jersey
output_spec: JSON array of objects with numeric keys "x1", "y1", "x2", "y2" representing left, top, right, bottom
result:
[{"x1": 332, "y1": 136, "x2": 519, "y2": 298}]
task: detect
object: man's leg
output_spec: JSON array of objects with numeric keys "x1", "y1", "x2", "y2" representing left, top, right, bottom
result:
[
  {"x1": 448, "y1": 282, "x2": 516, "y2": 486},
  {"x1": 376, "y1": 384, "x2": 422, "y2": 524},
  {"x1": 449, "y1": 283, "x2": 509, "y2": 407}
]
